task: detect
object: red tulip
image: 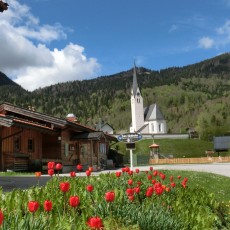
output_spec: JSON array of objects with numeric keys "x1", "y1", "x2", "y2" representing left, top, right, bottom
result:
[
  {"x1": 182, "y1": 182, "x2": 187, "y2": 188},
  {"x1": 134, "y1": 187, "x2": 140, "y2": 194},
  {"x1": 0, "y1": 210, "x2": 3, "y2": 225},
  {"x1": 135, "y1": 168, "x2": 140, "y2": 173},
  {"x1": 70, "y1": 171, "x2": 76, "y2": 177},
  {"x1": 126, "y1": 188, "x2": 135, "y2": 196},
  {"x1": 147, "y1": 174, "x2": 152, "y2": 180},
  {"x1": 60, "y1": 182, "x2": 70, "y2": 193},
  {"x1": 35, "y1": 172, "x2": 41, "y2": 177},
  {"x1": 47, "y1": 161, "x2": 55, "y2": 169},
  {"x1": 183, "y1": 177, "x2": 188, "y2": 183},
  {"x1": 128, "y1": 195, "x2": 135, "y2": 201},
  {"x1": 44, "y1": 200, "x2": 52, "y2": 212},
  {"x1": 151, "y1": 179, "x2": 157, "y2": 184},
  {"x1": 154, "y1": 183, "x2": 165, "y2": 195},
  {"x1": 69, "y1": 196, "x2": 80, "y2": 208},
  {"x1": 177, "y1": 175, "x2": 181, "y2": 179},
  {"x1": 171, "y1": 182, "x2": 176, "y2": 188},
  {"x1": 170, "y1": 175, "x2": 174, "y2": 182},
  {"x1": 115, "y1": 171, "x2": 121, "y2": 177},
  {"x1": 86, "y1": 184, "x2": 94, "y2": 192},
  {"x1": 181, "y1": 178, "x2": 188, "y2": 188},
  {"x1": 128, "y1": 170, "x2": 133, "y2": 176},
  {"x1": 128, "y1": 179, "x2": 133, "y2": 185},
  {"x1": 154, "y1": 182, "x2": 162, "y2": 189},
  {"x1": 105, "y1": 191, "x2": 115, "y2": 202},
  {"x1": 28, "y1": 201, "x2": 39, "y2": 213},
  {"x1": 121, "y1": 167, "x2": 126, "y2": 173},
  {"x1": 147, "y1": 186, "x2": 154, "y2": 193},
  {"x1": 155, "y1": 186, "x2": 164, "y2": 195},
  {"x1": 87, "y1": 216, "x2": 103, "y2": 229},
  {"x1": 76, "y1": 164, "x2": 83, "y2": 171},
  {"x1": 88, "y1": 166, "x2": 93, "y2": 172},
  {"x1": 153, "y1": 170, "x2": 158, "y2": 176},
  {"x1": 146, "y1": 187, "x2": 153, "y2": 197},
  {"x1": 86, "y1": 170, "x2": 91, "y2": 177},
  {"x1": 137, "y1": 181, "x2": 142, "y2": 187},
  {"x1": 48, "y1": 169, "x2": 54, "y2": 177},
  {"x1": 165, "y1": 187, "x2": 171, "y2": 192},
  {"x1": 149, "y1": 166, "x2": 153, "y2": 171},
  {"x1": 159, "y1": 173, "x2": 166, "y2": 180},
  {"x1": 55, "y1": 163, "x2": 62, "y2": 170}
]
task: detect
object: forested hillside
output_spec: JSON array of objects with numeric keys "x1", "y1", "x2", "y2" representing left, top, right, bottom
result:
[{"x1": 0, "y1": 53, "x2": 230, "y2": 140}]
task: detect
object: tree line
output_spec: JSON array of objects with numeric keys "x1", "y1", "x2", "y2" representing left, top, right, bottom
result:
[{"x1": 0, "y1": 53, "x2": 230, "y2": 140}]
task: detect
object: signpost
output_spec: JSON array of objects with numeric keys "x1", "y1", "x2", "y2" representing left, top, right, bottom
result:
[{"x1": 117, "y1": 133, "x2": 142, "y2": 170}]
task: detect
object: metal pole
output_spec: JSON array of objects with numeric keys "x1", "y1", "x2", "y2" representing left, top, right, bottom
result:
[{"x1": 130, "y1": 149, "x2": 133, "y2": 170}]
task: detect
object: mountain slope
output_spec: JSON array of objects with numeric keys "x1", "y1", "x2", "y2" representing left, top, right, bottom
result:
[
  {"x1": 0, "y1": 71, "x2": 30, "y2": 104},
  {"x1": 0, "y1": 53, "x2": 230, "y2": 138},
  {"x1": 0, "y1": 71, "x2": 19, "y2": 86}
]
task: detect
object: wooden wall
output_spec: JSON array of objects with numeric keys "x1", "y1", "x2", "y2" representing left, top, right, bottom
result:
[
  {"x1": 42, "y1": 134, "x2": 61, "y2": 159},
  {"x1": 1, "y1": 126, "x2": 42, "y2": 158}
]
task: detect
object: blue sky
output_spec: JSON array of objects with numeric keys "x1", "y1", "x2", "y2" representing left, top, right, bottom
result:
[{"x1": 0, "y1": 0, "x2": 230, "y2": 91}]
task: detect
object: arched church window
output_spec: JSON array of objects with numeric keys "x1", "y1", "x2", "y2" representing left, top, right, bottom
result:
[
  {"x1": 159, "y1": 124, "x2": 162, "y2": 132},
  {"x1": 151, "y1": 123, "x2": 154, "y2": 132}
]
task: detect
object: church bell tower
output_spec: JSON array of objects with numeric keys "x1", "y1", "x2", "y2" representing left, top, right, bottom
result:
[{"x1": 130, "y1": 64, "x2": 144, "y2": 132}]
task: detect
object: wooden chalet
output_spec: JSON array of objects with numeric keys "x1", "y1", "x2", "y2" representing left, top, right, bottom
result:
[{"x1": 0, "y1": 103, "x2": 117, "y2": 172}]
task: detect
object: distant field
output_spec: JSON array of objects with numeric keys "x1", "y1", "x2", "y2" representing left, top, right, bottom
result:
[{"x1": 115, "y1": 138, "x2": 230, "y2": 158}]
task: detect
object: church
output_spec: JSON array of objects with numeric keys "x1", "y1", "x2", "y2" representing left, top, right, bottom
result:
[{"x1": 130, "y1": 65, "x2": 167, "y2": 134}]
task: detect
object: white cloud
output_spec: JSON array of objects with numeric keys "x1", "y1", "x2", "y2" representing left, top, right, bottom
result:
[
  {"x1": 14, "y1": 43, "x2": 100, "y2": 91},
  {"x1": 198, "y1": 37, "x2": 214, "y2": 49},
  {"x1": 0, "y1": 0, "x2": 100, "y2": 91},
  {"x1": 216, "y1": 20, "x2": 230, "y2": 37}
]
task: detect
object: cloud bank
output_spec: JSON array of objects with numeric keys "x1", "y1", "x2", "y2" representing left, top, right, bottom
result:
[{"x1": 0, "y1": 0, "x2": 100, "y2": 91}]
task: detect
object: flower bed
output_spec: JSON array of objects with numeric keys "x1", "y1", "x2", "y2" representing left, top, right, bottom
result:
[{"x1": 0, "y1": 163, "x2": 229, "y2": 229}]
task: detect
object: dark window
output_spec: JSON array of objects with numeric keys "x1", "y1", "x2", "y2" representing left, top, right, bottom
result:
[
  {"x1": 28, "y1": 138, "x2": 34, "y2": 152},
  {"x1": 14, "y1": 136, "x2": 21, "y2": 152}
]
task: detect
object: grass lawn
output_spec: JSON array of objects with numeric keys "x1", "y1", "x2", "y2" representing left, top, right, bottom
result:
[
  {"x1": 161, "y1": 170, "x2": 230, "y2": 203},
  {"x1": 115, "y1": 138, "x2": 230, "y2": 158}
]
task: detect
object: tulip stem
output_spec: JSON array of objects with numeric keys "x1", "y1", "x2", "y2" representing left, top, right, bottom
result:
[{"x1": 63, "y1": 193, "x2": 66, "y2": 215}]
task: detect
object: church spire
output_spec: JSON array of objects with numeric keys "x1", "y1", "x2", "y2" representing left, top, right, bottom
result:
[{"x1": 132, "y1": 61, "x2": 138, "y2": 96}]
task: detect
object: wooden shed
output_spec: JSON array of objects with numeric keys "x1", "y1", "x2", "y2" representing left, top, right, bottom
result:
[{"x1": 0, "y1": 103, "x2": 117, "y2": 172}]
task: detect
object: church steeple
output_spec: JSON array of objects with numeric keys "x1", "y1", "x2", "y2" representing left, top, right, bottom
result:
[
  {"x1": 132, "y1": 61, "x2": 138, "y2": 96},
  {"x1": 130, "y1": 62, "x2": 144, "y2": 133}
]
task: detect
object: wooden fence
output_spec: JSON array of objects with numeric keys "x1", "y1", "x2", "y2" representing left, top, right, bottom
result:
[{"x1": 149, "y1": 156, "x2": 230, "y2": 164}]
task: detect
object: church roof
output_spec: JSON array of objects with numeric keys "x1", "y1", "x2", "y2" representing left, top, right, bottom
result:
[
  {"x1": 144, "y1": 104, "x2": 165, "y2": 121},
  {"x1": 137, "y1": 123, "x2": 148, "y2": 132}
]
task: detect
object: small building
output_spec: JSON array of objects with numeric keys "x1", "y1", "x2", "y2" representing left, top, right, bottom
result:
[
  {"x1": 95, "y1": 122, "x2": 114, "y2": 134},
  {"x1": 149, "y1": 143, "x2": 160, "y2": 159},
  {"x1": 0, "y1": 103, "x2": 117, "y2": 172}
]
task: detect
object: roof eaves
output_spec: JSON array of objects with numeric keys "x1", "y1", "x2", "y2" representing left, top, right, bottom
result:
[{"x1": 0, "y1": 103, "x2": 66, "y2": 127}]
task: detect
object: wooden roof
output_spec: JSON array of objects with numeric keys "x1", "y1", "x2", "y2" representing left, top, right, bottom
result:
[
  {"x1": 0, "y1": 103, "x2": 66, "y2": 127},
  {"x1": 0, "y1": 103, "x2": 118, "y2": 141}
]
